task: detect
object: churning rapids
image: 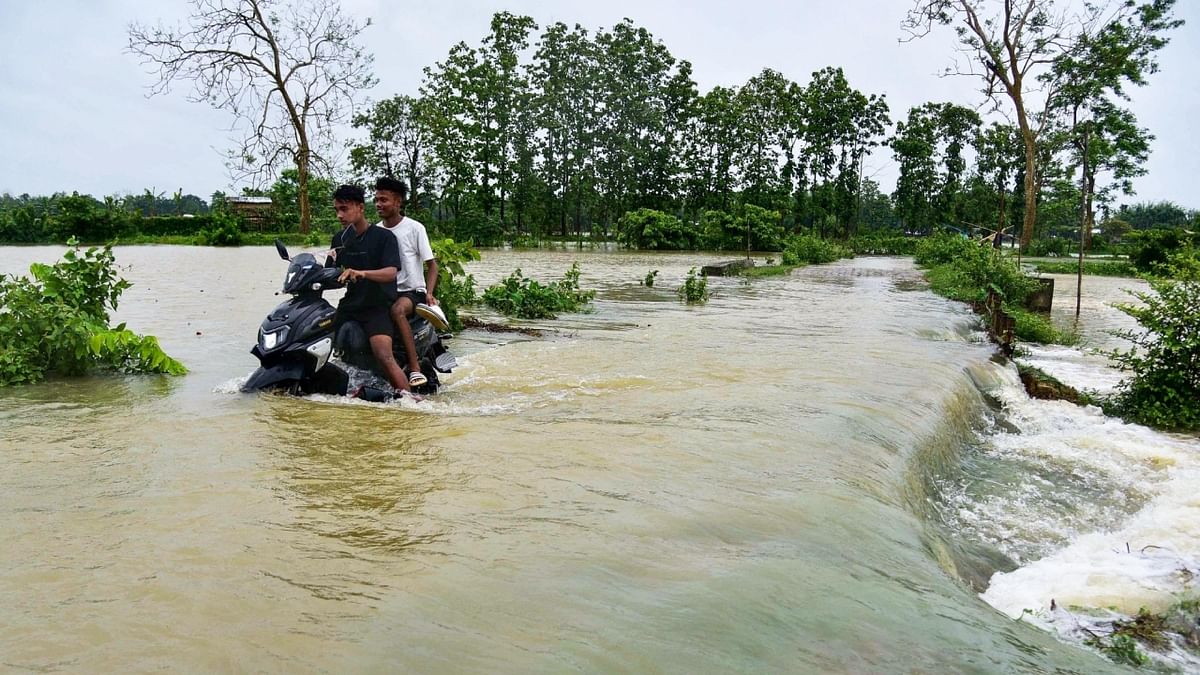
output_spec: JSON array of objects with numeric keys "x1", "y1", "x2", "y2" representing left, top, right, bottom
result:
[{"x1": 1, "y1": 246, "x2": 1196, "y2": 673}]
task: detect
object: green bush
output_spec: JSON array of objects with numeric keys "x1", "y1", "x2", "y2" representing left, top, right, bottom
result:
[
  {"x1": 1152, "y1": 245, "x2": 1200, "y2": 281},
  {"x1": 618, "y1": 208, "x2": 700, "y2": 250},
  {"x1": 918, "y1": 236, "x2": 1037, "y2": 306},
  {"x1": 917, "y1": 235, "x2": 1077, "y2": 345},
  {"x1": 914, "y1": 233, "x2": 976, "y2": 267},
  {"x1": 677, "y1": 267, "x2": 709, "y2": 304},
  {"x1": 848, "y1": 232, "x2": 920, "y2": 255},
  {"x1": 1009, "y1": 308, "x2": 1078, "y2": 345},
  {"x1": 1025, "y1": 237, "x2": 1072, "y2": 257},
  {"x1": 643, "y1": 270, "x2": 658, "y2": 287},
  {"x1": 431, "y1": 238, "x2": 480, "y2": 331},
  {"x1": 482, "y1": 262, "x2": 595, "y2": 319},
  {"x1": 448, "y1": 207, "x2": 505, "y2": 247},
  {"x1": 781, "y1": 234, "x2": 852, "y2": 265},
  {"x1": 199, "y1": 212, "x2": 244, "y2": 246},
  {"x1": 0, "y1": 241, "x2": 186, "y2": 386},
  {"x1": 700, "y1": 205, "x2": 785, "y2": 252},
  {"x1": 1126, "y1": 228, "x2": 1195, "y2": 273},
  {"x1": 1108, "y1": 279, "x2": 1200, "y2": 431}
]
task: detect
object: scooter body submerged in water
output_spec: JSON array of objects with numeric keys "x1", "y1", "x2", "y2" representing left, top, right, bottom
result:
[{"x1": 241, "y1": 241, "x2": 455, "y2": 399}]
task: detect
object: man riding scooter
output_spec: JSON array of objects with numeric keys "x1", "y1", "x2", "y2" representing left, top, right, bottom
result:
[
  {"x1": 325, "y1": 184, "x2": 415, "y2": 394},
  {"x1": 372, "y1": 177, "x2": 449, "y2": 389}
]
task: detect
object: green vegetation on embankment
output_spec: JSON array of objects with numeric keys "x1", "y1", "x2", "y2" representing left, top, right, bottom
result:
[{"x1": 915, "y1": 234, "x2": 1076, "y2": 346}]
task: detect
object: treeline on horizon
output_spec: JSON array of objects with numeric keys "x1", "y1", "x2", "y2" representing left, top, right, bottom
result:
[{"x1": 2, "y1": 11, "x2": 1196, "y2": 250}]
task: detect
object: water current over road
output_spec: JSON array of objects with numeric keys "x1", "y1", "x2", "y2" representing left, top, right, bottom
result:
[{"x1": 1, "y1": 246, "x2": 1195, "y2": 672}]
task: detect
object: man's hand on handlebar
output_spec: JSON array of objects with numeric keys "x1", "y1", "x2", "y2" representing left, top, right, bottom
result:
[{"x1": 337, "y1": 268, "x2": 365, "y2": 284}]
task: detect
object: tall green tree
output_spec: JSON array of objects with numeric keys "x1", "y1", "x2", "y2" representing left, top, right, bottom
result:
[
  {"x1": 902, "y1": 0, "x2": 1180, "y2": 249},
  {"x1": 1049, "y1": 0, "x2": 1179, "y2": 249},
  {"x1": 970, "y1": 122, "x2": 1024, "y2": 243},
  {"x1": 592, "y1": 20, "x2": 694, "y2": 228},
  {"x1": 528, "y1": 22, "x2": 600, "y2": 236},
  {"x1": 890, "y1": 103, "x2": 981, "y2": 233},
  {"x1": 349, "y1": 95, "x2": 435, "y2": 205},
  {"x1": 680, "y1": 86, "x2": 742, "y2": 214},
  {"x1": 801, "y1": 67, "x2": 889, "y2": 236},
  {"x1": 734, "y1": 69, "x2": 799, "y2": 213}
]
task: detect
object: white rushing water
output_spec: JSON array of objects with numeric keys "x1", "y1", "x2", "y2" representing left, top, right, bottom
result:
[{"x1": 928, "y1": 275, "x2": 1200, "y2": 670}]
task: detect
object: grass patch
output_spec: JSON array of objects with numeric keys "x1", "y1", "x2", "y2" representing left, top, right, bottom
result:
[
  {"x1": 737, "y1": 264, "x2": 799, "y2": 278},
  {"x1": 1010, "y1": 308, "x2": 1079, "y2": 345},
  {"x1": 1032, "y1": 260, "x2": 1139, "y2": 277}
]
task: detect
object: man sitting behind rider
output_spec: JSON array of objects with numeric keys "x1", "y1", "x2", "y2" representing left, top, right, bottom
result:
[
  {"x1": 325, "y1": 184, "x2": 413, "y2": 393},
  {"x1": 373, "y1": 177, "x2": 444, "y2": 388}
]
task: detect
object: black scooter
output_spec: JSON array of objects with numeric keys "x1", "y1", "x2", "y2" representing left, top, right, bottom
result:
[{"x1": 241, "y1": 240, "x2": 456, "y2": 400}]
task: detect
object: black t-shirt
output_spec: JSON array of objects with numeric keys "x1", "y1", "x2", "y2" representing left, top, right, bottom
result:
[{"x1": 327, "y1": 224, "x2": 401, "y2": 311}]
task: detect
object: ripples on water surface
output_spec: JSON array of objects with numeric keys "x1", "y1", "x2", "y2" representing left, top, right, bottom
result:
[{"x1": 1, "y1": 246, "x2": 1194, "y2": 672}]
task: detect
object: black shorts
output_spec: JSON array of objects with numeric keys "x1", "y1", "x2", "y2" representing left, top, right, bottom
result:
[
  {"x1": 336, "y1": 305, "x2": 394, "y2": 338},
  {"x1": 393, "y1": 289, "x2": 425, "y2": 311}
]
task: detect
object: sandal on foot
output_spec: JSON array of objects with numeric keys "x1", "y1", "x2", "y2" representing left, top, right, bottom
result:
[
  {"x1": 415, "y1": 303, "x2": 450, "y2": 331},
  {"x1": 408, "y1": 371, "x2": 428, "y2": 387}
]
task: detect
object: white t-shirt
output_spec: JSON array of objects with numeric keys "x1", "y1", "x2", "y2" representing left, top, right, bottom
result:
[{"x1": 375, "y1": 216, "x2": 434, "y2": 293}]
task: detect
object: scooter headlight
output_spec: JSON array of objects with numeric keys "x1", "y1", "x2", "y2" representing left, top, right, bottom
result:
[{"x1": 260, "y1": 326, "x2": 289, "y2": 351}]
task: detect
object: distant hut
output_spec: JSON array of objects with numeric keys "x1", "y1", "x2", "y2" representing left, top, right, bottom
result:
[{"x1": 225, "y1": 196, "x2": 272, "y2": 230}]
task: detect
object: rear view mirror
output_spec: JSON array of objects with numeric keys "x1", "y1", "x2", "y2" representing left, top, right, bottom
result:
[{"x1": 274, "y1": 239, "x2": 290, "y2": 261}]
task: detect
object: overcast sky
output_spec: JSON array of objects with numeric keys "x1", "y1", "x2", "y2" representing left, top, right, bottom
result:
[{"x1": 1, "y1": 0, "x2": 1196, "y2": 208}]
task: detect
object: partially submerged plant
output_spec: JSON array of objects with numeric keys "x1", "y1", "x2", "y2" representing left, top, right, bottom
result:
[
  {"x1": 482, "y1": 262, "x2": 595, "y2": 320},
  {"x1": 677, "y1": 267, "x2": 709, "y2": 304}
]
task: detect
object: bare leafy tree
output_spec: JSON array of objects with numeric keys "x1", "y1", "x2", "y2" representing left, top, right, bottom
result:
[
  {"x1": 128, "y1": 0, "x2": 376, "y2": 233},
  {"x1": 902, "y1": 0, "x2": 1172, "y2": 248}
]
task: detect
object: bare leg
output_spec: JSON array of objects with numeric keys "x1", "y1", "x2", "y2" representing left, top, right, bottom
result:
[
  {"x1": 368, "y1": 334, "x2": 411, "y2": 392},
  {"x1": 389, "y1": 296, "x2": 422, "y2": 374}
]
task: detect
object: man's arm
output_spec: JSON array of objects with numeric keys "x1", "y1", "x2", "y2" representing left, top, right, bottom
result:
[
  {"x1": 424, "y1": 258, "x2": 439, "y2": 302},
  {"x1": 338, "y1": 266, "x2": 397, "y2": 283},
  {"x1": 417, "y1": 226, "x2": 439, "y2": 303},
  {"x1": 338, "y1": 229, "x2": 401, "y2": 284}
]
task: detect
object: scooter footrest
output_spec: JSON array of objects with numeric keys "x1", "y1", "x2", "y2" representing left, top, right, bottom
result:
[{"x1": 434, "y1": 352, "x2": 457, "y2": 373}]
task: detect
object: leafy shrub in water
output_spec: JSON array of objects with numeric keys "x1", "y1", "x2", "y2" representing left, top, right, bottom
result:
[
  {"x1": 1108, "y1": 279, "x2": 1200, "y2": 431},
  {"x1": 482, "y1": 262, "x2": 595, "y2": 319},
  {"x1": 677, "y1": 267, "x2": 709, "y2": 304},
  {"x1": 0, "y1": 241, "x2": 187, "y2": 386},
  {"x1": 1085, "y1": 634, "x2": 1150, "y2": 667},
  {"x1": 643, "y1": 269, "x2": 658, "y2": 287},
  {"x1": 618, "y1": 208, "x2": 700, "y2": 250},
  {"x1": 781, "y1": 234, "x2": 852, "y2": 265},
  {"x1": 431, "y1": 238, "x2": 480, "y2": 331}
]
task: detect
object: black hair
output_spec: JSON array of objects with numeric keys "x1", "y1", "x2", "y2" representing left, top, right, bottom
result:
[
  {"x1": 333, "y1": 184, "x2": 365, "y2": 203},
  {"x1": 374, "y1": 176, "x2": 408, "y2": 201}
]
